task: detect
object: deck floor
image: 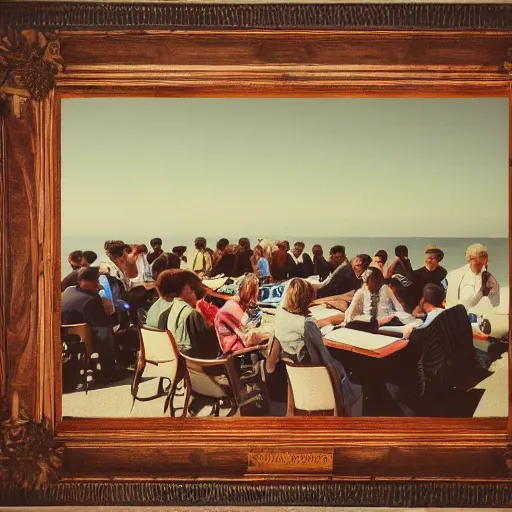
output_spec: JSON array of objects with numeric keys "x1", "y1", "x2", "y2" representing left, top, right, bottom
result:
[{"x1": 62, "y1": 354, "x2": 508, "y2": 419}]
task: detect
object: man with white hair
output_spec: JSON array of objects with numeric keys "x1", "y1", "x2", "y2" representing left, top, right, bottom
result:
[{"x1": 445, "y1": 243, "x2": 500, "y2": 312}]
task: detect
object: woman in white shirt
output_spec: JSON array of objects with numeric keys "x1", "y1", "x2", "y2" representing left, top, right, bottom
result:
[{"x1": 344, "y1": 267, "x2": 406, "y2": 327}]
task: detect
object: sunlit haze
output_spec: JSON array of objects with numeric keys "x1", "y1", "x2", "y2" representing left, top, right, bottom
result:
[{"x1": 62, "y1": 98, "x2": 508, "y2": 239}]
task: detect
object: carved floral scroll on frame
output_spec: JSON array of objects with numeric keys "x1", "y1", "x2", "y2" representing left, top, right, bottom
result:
[
  {"x1": 0, "y1": 27, "x2": 64, "y2": 493},
  {"x1": 2, "y1": 2, "x2": 512, "y2": 506}
]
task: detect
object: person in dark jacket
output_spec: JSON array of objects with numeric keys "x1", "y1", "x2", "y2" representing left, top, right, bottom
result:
[
  {"x1": 212, "y1": 238, "x2": 236, "y2": 277},
  {"x1": 386, "y1": 245, "x2": 414, "y2": 281},
  {"x1": 315, "y1": 254, "x2": 371, "y2": 299},
  {"x1": 285, "y1": 241, "x2": 314, "y2": 279},
  {"x1": 61, "y1": 266, "x2": 128, "y2": 382},
  {"x1": 61, "y1": 250, "x2": 83, "y2": 292},
  {"x1": 232, "y1": 238, "x2": 254, "y2": 277},
  {"x1": 412, "y1": 246, "x2": 448, "y2": 305},
  {"x1": 312, "y1": 244, "x2": 331, "y2": 282},
  {"x1": 147, "y1": 238, "x2": 164, "y2": 265},
  {"x1": 329, "y1": 245, "x2": 349, "y2": 270}
]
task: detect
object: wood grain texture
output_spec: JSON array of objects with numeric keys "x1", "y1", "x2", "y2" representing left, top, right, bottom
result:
[
  {"x1": 2, "y1": 481, "x2": 512, "y2": 507},
  {"x1": 0, "y1": 116, "x2": 6, "y2": 400},
  {"x1": 509, "y1": 85, "x2": 512, "y2": 435},
  {"x1": 4, "y1": 97, "x2": 40, "y2": 416},
  {"x1": 1, "y1": 15, "x2": 512, "y2": 500},
  {"x1": 1, "y1": 3, "x2": 512, "y2": 30},
  {"x1": 57, "y1": 443, "x2": 509, "y2": 480},
  {"x1": 58, "y1": 31, "x2": 512, "y2": 68},
  {"x1": 45, "y1": 28, "x2": 512, "y2": 484},
  {"x1": 36, "y1": 90, "x2": 59, "y2": 425}
]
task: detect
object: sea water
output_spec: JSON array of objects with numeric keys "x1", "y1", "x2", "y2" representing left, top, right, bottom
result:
[{"x1": 61, "y1": 236, "x2": 509, "y2": 287}]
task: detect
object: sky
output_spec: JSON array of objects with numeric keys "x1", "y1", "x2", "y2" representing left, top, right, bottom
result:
[{"x1": 61, "y1": 97, "x2": 508, "y2": 239}]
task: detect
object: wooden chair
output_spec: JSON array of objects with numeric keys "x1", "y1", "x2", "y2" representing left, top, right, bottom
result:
[
  {"x1": 131, "y1": 326, "x2": 181, "y2": 411},
  {"x1": 61, "y1": 323, "x2": 96, "y2": 392},
  {"x1": 165, "y1": 331, "x2": 266, "y2": 417},
  {"x1": 61, "y1": 323, "x2": 94, "y2": 358},
  {"x1": 285, "y1": 361, "x2": 345, "y2": 416}
]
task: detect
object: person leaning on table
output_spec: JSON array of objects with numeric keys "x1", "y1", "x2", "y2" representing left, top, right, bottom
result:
[{"x1": 402, "y1": 283, "x2": 446, "y2": 339}]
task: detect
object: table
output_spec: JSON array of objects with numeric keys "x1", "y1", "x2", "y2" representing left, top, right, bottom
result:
[
  {"x1": 323, "y1": 326, "x2": 409, "y2": 359},
  {"x1": 309, "y1": 304, "x2": 408, "y2": 358},
  {"x1": 261, "y1": 304, "x2": 409, "y2": 359}
]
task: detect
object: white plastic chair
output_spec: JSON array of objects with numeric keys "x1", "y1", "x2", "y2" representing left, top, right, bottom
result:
[
  {"x1": 131, "y1": 326, "x2": 179, "y2": 410},
  {"x1": 285, "y1": 361, "x2": 344, "y2": 416}
]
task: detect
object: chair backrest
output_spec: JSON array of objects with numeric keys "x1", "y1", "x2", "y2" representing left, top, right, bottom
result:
[
  {"x1": 285, "y1": 361, "x2": 343, "y2": 415},
  {"x1": 61, "y1": 323, "x2": 94, "y2": 357},
  {"x1": 410, "y1": 305, "x2": 479, "y2": 392},
  {"x1": 180, "y1": 355, "x2": 230, "y2": 399},
  {"x1": 165, "y1": 330, "x2": 231, "y2": 400},
  {"x1": 139, "y1": 326, "x2": 178, "y2": 364}
]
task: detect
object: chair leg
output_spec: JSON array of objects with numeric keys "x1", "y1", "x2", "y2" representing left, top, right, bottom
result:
[
  {"x1": 223, "y1": 397, "x2": 238, "y2": 417},
  {"x1": 175, "y1": 381, "x2": 185, "y2": 397},
  {"x1": 166, "y1": 361, "x2": 190, "y2": 417},
  {"x1": 286, "y1": 383, "x2": 295, "y2": 417},
  {"x1": 84, "y1": 355, "x2": 89, "y2": 395},
  {"x1": 165, "y1": 375, "x2": 181, "y2": 415},
  {"x1": 181, "y1": 373, "x2": 192, "y2": 418},
  {"x1": 130, "y1": 353, "x2": 146, "y2": 411}
]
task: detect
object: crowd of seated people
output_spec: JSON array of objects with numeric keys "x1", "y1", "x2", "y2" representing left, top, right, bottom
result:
[{"x1": 60, "y1": 236, "x2": 502, "y2": 416}]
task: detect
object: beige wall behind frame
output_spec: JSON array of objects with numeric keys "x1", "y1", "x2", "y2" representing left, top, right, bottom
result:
[{"x1": 1, "y1": 1, "x2": 512, "y2": 508}]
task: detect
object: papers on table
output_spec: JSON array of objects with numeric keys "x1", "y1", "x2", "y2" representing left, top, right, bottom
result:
[
  {"x1": 309, "y1": 305, "x2": 341, "y2": 321},
  {"x1": 325, "y1": 327, "x2": 402, "y2": 351}
]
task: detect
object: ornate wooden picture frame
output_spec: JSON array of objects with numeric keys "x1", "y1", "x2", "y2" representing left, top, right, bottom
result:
[{"x1": 1, "y1": 2, "x2": 512, "y2": 507}]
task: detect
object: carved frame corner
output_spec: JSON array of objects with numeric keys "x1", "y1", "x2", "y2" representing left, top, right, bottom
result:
[
  {"x1": 0, "y1": 28, "x2": 62, "y2": 109},
  {"x1": 0, "y1": 392, "x2": 66, "y2": 493}
]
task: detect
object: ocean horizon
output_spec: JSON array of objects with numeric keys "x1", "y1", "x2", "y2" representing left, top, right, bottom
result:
[{"x1": 61, "y1": 235, "x2": 510, "y2": 287}]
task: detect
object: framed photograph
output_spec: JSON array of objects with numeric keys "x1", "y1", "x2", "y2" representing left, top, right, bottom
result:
[{"x1": 1, "y1": 1, "x2": 512, "y2": 507}]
